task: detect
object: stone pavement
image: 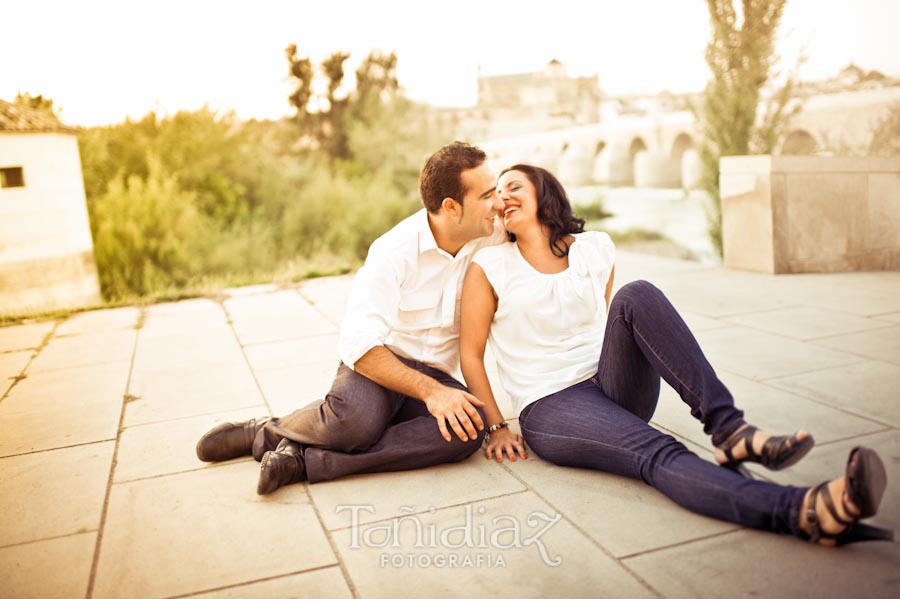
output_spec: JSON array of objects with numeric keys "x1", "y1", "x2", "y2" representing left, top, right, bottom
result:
[{"x1": 1, "y1": 250, "x2": 899, "y2": 599}]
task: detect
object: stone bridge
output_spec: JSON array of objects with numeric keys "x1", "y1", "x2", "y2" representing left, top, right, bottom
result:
[{"x1": 480, "y1": 86, "x2": 900, "y2": 189}]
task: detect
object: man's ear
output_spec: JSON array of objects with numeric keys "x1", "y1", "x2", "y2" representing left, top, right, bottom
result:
[{"x1": 440, "y1": 196, "x2": 461, "y2": 216}]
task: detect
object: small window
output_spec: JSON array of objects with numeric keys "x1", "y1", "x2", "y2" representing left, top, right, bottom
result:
[{"x1": 1, "y1": 167, "x2": 25, "y2": 189}]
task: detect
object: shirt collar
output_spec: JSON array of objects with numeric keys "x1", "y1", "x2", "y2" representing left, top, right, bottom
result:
[
  {"x1": 416, "y1": 208, "x2": 493, "y2": 259},
  {"x1": 417, "y1": 209, "x2": 440, "y2": 254}
]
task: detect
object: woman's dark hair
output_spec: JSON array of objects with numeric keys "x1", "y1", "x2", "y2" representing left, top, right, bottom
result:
[{"x1": 500, "y1": 164, "x2": 585, "y2": 257}]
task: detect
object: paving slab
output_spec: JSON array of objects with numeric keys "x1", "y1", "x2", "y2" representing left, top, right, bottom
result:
[
  {"x1": 188, "y1": 567, "x2": 353, "y2": 599},
  {"x1": 501, "y1": 448, "x2": 738, "y2": 557},
  {"x1": 677, "y1": 310, "x2": 730, "y2": 332},
  {"x1": 298, "y1": 274, "x2": 354, "y2": 325},
  {"x1": 115, "y1": 406, "x2": 268, "y2": 483},
  {"x1": 140, "y1": 298, "x2": 228, "y2": 338},
  {"x1": 0, "y1": 349, "x2": 32, "y2": 397},
  {"x1": 624, "y1": 528, "x2": 900, "y2": 599},
  {"x1": 693, "y1": 324, "x2": 865, "y2": 381},
  {"x1": 225, "y1": 290, "x2": 338, "y2": 346},
  {"x1": 0, "y1": 362, "x2": 127, "y2": 457},
  {"x1": 55, "y1": 307, "x2": 140, "y2": 336},
  {"x1": 721, "y1": 305, "x2": 894, "y2": 341},
  {"x1": 648, "y1": 370, "x2": 888, "y2": 453},
  {"x1": 812, "y1": 325, "x2": 900, "y2": 366},
  {"x1": 243, "y1": 335, "x2": 340, "y2": 372},
  {"x1": 132, "y1": 327, "x2": 246, "y2": 373},
  {"x1": 91, "y1": 461, "x2": 336, "y2": 599},
  {"x1": 27, "y1": 329, "x2": 136, "y2": 373},
  {"x1": 774, "y1": 273, "x2": 900, "y2": 317},
  {"x1": 310, "y1": 456, "x2": 526, "y2": 530},
  {"x1": 0, "y1": 532, "x2": 96, "y2": 599},
  {"x1": 0, "y1": 321, "x2": 54, "y2": 352},
  {"x1": 0, "y1": 441, "x2": 113, "y2": 546},
  {"x1": 334, "y1": 492, "x2": 656, "y2": 599},
  {"x1": 642, "y1": 269, "x2": 795, "y2": 318},
  {"x1": 767, "y1": 359, "x2": 900, "y2": 428},
  {"x1": 125, "y1": 361, "x2": 264, "y2": 426}
]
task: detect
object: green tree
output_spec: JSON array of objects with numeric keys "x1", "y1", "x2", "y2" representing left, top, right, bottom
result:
[
  {"x1": 90, "y1": 157, "x2": 210, "y2": 299},
  {"x1": 696, "y1": 0, "x2": 799, "y2": 255},
  {"x1": 286, "y1": 47, "x2": 401, "y2": 163},
  {"x1": 13, "y1": 92, "x2": 60, "y2": 118}
]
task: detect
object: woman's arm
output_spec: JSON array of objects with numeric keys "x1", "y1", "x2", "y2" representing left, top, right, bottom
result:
[
  {"x1": 605, "y1": 264, "x2": 616, "y2": 311},
  {"x1": 460, "y1": 262, "x2": 527, "y2": 462}
]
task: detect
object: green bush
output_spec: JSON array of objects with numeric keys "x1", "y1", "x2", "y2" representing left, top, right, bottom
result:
[{"x1": 90, "y1": 159, "x2": 212, "y2": 299}]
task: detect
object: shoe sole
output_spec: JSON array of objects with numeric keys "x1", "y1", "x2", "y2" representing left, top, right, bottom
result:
[
  {"x1": 257, "y1": 451, "x2": 278, "y2": 495},
  {"x1": 852, "y1": 447, "x2": 887, "y2": 519}
]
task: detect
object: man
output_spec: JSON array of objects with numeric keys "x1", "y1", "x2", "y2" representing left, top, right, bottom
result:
[{"x1": 196, "y1": 141, "x2": 507, "y2": 494}]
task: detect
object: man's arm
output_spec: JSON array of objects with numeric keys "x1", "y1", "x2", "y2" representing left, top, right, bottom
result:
[{"x1": 355, "y1": 347, "x2": 484, "y2": 443}]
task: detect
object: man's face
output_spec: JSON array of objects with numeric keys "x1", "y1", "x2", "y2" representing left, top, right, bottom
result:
[{"x1": 456, "y1": 162, "x2": 504, "y2": 241}]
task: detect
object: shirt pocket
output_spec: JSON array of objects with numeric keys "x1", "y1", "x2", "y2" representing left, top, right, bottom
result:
[{"x1": 397, "y1": 290, "x2": 441, "y2": 328}]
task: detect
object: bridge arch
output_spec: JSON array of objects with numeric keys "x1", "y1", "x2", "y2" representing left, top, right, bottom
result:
[{"x1": 781, "y1": 129, "x2": 819, "y2": 155}]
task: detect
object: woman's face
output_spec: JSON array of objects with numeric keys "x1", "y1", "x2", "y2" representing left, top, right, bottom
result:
[{"x1": 497, "y1": 169, "x2": 538, "y2": 235}]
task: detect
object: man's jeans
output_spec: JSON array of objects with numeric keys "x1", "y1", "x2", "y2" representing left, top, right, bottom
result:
[
  {"x1": 255, "y1": 357, "x2": 485, "y2": 483},
  {"x1": 519, "y1": 280, "x2": 807, "y2": 537}
]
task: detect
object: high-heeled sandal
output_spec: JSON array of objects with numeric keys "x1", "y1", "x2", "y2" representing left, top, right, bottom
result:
[
  {"x1": 805, "y1": 446, "x2": 893, "y2": 546},
  {"x1": 716, "y1": 425, "x2": 815, "y2": 471}
]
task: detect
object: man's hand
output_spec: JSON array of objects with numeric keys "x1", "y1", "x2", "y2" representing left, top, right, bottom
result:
[
  {"x1": 485, "y1": 427, "x2": 527, "y2": 463},
  {"x1": 423, "y1": 387, "x2": 485, "y2": 442}
]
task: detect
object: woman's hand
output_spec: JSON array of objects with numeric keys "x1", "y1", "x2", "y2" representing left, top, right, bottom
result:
[{"x1": 485, "y1": 427, "x2": 527, "y2": 463}]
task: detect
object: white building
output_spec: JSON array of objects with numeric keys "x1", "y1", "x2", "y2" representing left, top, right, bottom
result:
[{"x1": 0, "y1": 99, "x2": 101, "y2": 316}]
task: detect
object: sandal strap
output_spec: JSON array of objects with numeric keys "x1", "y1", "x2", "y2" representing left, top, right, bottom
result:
[
  {"x1": 819, "y1": 481, "x2": 855, "y2": 526},
  {"x1": 807, "y1": 482, "x2": 856, "y2": 544},
  {"x1": 806, "y1": 483, "x2": 825, "y2": 543},
  {"x1": 718, "y1": 425, "x2": 758, "y2": 464}
]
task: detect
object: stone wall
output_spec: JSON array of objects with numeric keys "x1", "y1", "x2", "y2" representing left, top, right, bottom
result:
[
  {"x1": 0, "y1": 132, "x2": 102, "y2": 315},
  {"x1": 720, "y1": 155, "x2": 900, "y2": 273}
]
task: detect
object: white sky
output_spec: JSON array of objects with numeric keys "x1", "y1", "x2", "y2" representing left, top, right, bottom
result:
[{"x1": 3, "y1": 0, "x2": 899, "y2": 127}]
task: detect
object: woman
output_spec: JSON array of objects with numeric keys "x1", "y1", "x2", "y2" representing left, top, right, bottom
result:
[{"x1": 459, "y1": 164, "x2": 891, "y2": 546}]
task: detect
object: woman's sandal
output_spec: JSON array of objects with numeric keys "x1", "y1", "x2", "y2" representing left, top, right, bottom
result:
[
  {"x1": 716, "y1": 425, "x2": 815, "y2": 471},
  {"x1": 806, "y1": 446, "x2": 893, "y2": 546}
]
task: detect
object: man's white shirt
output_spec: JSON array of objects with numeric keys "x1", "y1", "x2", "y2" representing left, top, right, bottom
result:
[{"x1": 339, "y1": 209, "x2": 507, "y2": 375}]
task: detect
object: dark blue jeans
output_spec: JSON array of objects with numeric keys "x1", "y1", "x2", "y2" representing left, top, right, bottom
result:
[
  {"x1": 257, "y1": 357, "x2": 485, "y2": 483},
  {"x1": 519, "y1": 280, "x2": 807, "y2": 537}
]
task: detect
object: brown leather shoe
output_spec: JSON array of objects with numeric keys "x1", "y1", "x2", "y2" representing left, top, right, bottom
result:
[
  {"x1": 196, "y1": 417, "x2": 269, "y2": 462},
  {"x1": 257, "y1": 439, "x2": 306, "y2": 495}
]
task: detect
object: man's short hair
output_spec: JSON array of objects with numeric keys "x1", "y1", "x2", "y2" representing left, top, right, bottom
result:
[{"x1": 419, "y1": 141, "x2": 487, "y2": 213}]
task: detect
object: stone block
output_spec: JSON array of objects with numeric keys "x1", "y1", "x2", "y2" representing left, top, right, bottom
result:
[
  {"x1": 506, "y1": 449, "x2": 737, "y2": 557},
  {"x1": 115, "y1": 406, "x2": 268, "y2": 483},
  {"x1": 0, "y1": 442, "x2": 114, "y2": 546},
  {"x1": 188, "y1": 567, "x2": 352, "y2": 599},
  {"x1": 309, "y1": 457, "x2": 525, "y2": 531},
  {"x1": 720, "y1": 155, "x2": 900, "y2": 273},
  {"x1": 55, "y1": 306, "x2": 139, "y2": 336},
  {"x1": 0, "y1": 532, "x2": 95, "y2": 599},
  {"x1": 624, "y1": 528, "x2": 900, "y2": 599},
  {"x1": 334, "y1": 492, "x2": 655, "y2": 599},
  {"x1": 91, "y1": 461, "x2": 336, "y2": 599},
  {"x1": 0, "y1": 321, "x2": 54, "y2": 352},
  {"x1": 0, "y1": 362, "x2": 126, "y2": 457},
  {"x1": 28, "y1": 329, "x2": 135, "y2": 373}
]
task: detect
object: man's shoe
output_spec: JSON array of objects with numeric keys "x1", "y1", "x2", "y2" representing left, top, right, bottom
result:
[
  {"x1": 257, "y1": 439, "x2": 306, "y2": 495},
  {"x1": 196, "y1": 417, "x2": 269, "y2": 462}
]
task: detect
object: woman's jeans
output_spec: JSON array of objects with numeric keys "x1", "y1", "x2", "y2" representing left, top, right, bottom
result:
[{"x1": 519, "y1": 280, "x2": 808, "y2": 537}]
